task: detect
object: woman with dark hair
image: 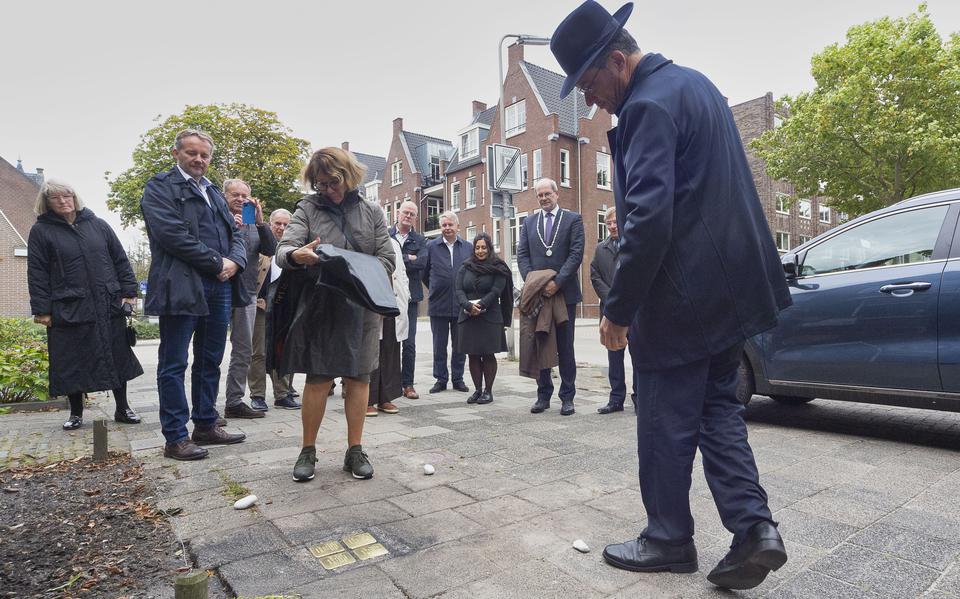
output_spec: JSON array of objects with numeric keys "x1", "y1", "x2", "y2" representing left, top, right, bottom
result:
[
  {"x1": 454, "y1": 233, "x2": 513, "y2": 404},
  {"x1": 27, "y1": 180, "x2": 143, "y2": 430}
]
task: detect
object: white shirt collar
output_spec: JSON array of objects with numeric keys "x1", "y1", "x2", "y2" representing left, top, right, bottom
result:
[
  {"x1": 543, "y1": 205, "x2": 560, "y2": 218},
  {"x1": 176, "y1": 164, "x2": 211, "y2": 188}
]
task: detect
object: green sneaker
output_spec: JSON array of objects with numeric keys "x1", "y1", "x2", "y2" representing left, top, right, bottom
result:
[
  {"x1": 343, "y1": 445, "x2": 374, "y2": 480},
  {"x1": 293, "y1": 446, "x2": 317, "y2": 482}
]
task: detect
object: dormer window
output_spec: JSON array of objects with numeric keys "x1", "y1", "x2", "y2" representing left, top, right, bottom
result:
[
  {"x1": 505, "y1": 100, "x2": 526, "y2": 137},
  {"x1": 461, "y1": 129, "x2": 479, "y2": 159}
]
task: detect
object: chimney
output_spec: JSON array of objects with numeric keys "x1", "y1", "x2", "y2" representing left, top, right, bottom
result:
[
  {"x1": 393, "y1": 117, "x2": 404, "y2": 135},
  {"x1": 472, "y1": 100, "x2": 487, "y2": 119},
  {"x1": 36, "y1": 167, "x2": 44, "y2": 182},
  {"x1": 439, "y1": 159, "x2": 448, "y2": 178},
  {"x1": 341, "y1": 141, "x2": 350, "y2": 151},
  {"x1": 507, "y1": 42, "x2": 524, "y2": 68}
]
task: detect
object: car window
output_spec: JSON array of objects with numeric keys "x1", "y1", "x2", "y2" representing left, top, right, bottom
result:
[{"x1": 800, "y1": 205, "x2": 949, "y2": 276}]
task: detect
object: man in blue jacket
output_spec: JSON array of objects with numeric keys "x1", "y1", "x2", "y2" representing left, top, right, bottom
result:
[
  {"x1": 141, "y1": 129, "x2": 248, "y2": 461},
  {"x1": 390, "y1": 200, "x2": 427, "y2": 399},
  {"x1": 422, "y1": 211, "x2": 473, "y2": 393},
  {"x1": 517, "y1": 178, "x2": 585, "y2": 416},
  {"x1": 551, "y1": 1, "x2": 792, "y2": 590}
]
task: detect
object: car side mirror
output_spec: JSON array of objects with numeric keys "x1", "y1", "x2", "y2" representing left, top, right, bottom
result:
[{"x1": 781, "y1": 253, "x2": 799, "y2": 279}]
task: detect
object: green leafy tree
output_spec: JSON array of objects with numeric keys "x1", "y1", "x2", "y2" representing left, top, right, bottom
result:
[
  {"x1": 106, "y1": 103, "x2": 311, "y2": 227},
  {"x1": 752, "y1": 5, "x2": 960, "y2": 217}
]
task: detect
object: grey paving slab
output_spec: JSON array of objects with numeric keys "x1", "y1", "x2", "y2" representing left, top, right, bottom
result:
[
  {"x1": 811, "y1": 543, "x2": 941, "y2": 598},
  {"x1": 454, "y1": 494, "x2": 542, "y2": 529},
  {"x1": 379, "y1": 541, "x2": 499, "y2": 598},
  {"x1": 448, "y1": 558, "x2": 605, "y2": 598},
  {"x1": 773, "y1": 570, "x2": 879, "y2": 599},
  {"x1": 288, "y1": 566, "x2": 406, "y2": 599},
  {"x1": 775, "y1": 507, "x2": 859, "y2": 550},
  {"x1": 217, "y1": 547, "x2": 322, "y2": 596},
  {"x1": 848, "y1": 521, "x2": 960, "y2": 571},
  {"x1": 378, "y1": 507, "x2": 485, "y2": 551},
  {"x1": 385, "y1": 485, "x2": 475, "y2": 516},
  {"x1": 449, "y1": 473, "x2": 532, "y2": 500}
]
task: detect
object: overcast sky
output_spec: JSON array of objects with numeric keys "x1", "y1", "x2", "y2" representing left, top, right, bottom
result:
[{"x1": 3, "y1": 0, "x2": 958, "y2": 247}]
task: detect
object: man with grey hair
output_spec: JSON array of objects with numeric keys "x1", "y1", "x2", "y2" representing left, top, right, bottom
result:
[
  {"x1": 422, "y1": 211, "x2": 473, "y2": 393},
  {"x1": 141, "y1": 129, "x2": 247, "y2": 461},
  {"x1": 223, "y1": 179, "x2": 277, "y2": 418},
  {"x1": 249, "y1": 208, "x2": 300, "y2": 409},
  {"x1": 389, "y1": 200, "x2": 427, "y2": 399}
]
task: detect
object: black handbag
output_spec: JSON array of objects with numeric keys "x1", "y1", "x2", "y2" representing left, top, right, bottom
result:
[{"x1": 122, "y1": 303, "x2": 137, "y2": 346}]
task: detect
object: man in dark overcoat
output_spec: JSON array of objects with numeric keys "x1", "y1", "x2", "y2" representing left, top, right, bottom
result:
[
  {"x1": 422, "y1": 211, "x2": 473, "y2": 393},
  {"x1": 389, "y1": 200, "x2": 427, "y2": 399},
  {"x1": 551, "y1": 1, "x2": 793, "y2": 590},
  {"x1": 589, "y1": 206, "x2": 636, "y2": 414},
  {"x1": 517, "y1": 177, "x2": 585, "y2": 416},
  {"x1": 141, "y1": 129, "x2": 248, "y2": 461}
]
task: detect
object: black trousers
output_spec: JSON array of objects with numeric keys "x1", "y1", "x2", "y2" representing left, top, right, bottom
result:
[
  {"x1": 633, "y1": 341, "x2": 773, "y2": 545},
  {"x1": 370, "y1": 317, "x2": 402, "y2": 406},
  {"x1": 430, "y1": 316, "x2": 465, "y2": 384},
  {"x1": 537, "y1": 303, "x2": 577, "y2": 402},
  {"x1": 401, "y1": 302, "x2": 418, "y2": 387}
]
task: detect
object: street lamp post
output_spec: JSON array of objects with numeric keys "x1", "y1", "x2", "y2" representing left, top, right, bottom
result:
[{"x1": 498, "y1": 33, "x2": 550, "y2": 359}]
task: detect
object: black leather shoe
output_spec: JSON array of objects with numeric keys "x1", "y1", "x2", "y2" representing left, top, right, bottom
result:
[
  {"x1": 192, "y1": 426, "x2": 246, "y2": 446},
  {"x1": 466, "y1": 390, "x2": 482, "y2": 404},
  {"x1": 452, "y1": 381, "x2": 469, "y2": 392},
  {"x1": 429, "y1": 381, "x2": 448, "y2": 394},
  {"x1": 224, "y1": 403, "x2": 265, "y2": 419},
  {"x1": 707, "y1": 521, "x2": 787, "y2": 590},
  {"x1": 216, "y1": 416, "x2": 227, "y2": 427},
  {"x1": 114, "y1": 408, "x2": 142, "y2": 424},
  {"x1": 163, "y1": 439, "x2": 208, "y2": 461},
  {"x1": 476, "y1": 390, "x2": 493, "y2": 405},
  {"x1": 560, "y1": 400, "x2": 575, "y2": 416},
  {"x1": 597, "y1": 404, "x2": 624, "y2": 415},
  {"x1": 603, "y1": 537, "x2": 698, "y2": 573},
  {"x1": 530, "y1": 399, "x2": 550, "y2": 413}
]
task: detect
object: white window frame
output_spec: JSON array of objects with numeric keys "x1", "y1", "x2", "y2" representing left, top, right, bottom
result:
[
  {"x1": 450, "y1": 181, "x2": 461, "y2": 211},
  {"x1": 532, "y1": 148, "x2": 542, "y2": 181},
  {"x1": 505, "y1": 100, "x2": 526, "y2": 138},
  {"x1": 819, "y1": 204, "x2": 831, "y2": 224},
  {"x1": 512, "y1": 212, "x2": 528, "y2": 257},
  {"x1": 466, "y1": 177, "x2": 477, "y2": 208},
  {"x1": 465, "y1": 225, "x2": 477, "y2": 241},
  {"x1": 430, "y1": 155, "x2": 441, "y2": 180},
  {"x1": 597, "y1": 210, "x2": 608, "y2": 241},
  {"x1": 520, "y1": 153, "x2": 529, "y2": 191},
  {"x1": 391, "y1": 161, "x2": 402, "y2": 186},
  {"x1": 775, "y1": 231, "x2": 790, "y2": 252},
  {"x1": 492, "y1": 218, "x2": 501, "y2": 251},
  {"x1": 460, "y1": 129, "x2": 479, "y2": 159},
  {"x1": 560, "y1": 149, "x2": 571, "y2": 187},
  {"x1": 798, "y1": 199, "x2": 812, "y2": 220},
  {"x1": 365, "y1": 182, "x2": 379, "y2": 203},
  {"x1": 775, "y1": 192, "x2": 790, "y2": 215},
  {"x1": 596, "y1": 152, "x2": 611, "y2": 190}
]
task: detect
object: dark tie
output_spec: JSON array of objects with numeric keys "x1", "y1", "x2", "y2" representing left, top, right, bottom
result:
[{"x1": 544, "y1": 212, "x2": 554, "y2": 244}]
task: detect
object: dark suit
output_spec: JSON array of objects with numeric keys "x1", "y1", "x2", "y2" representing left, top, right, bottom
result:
[
  {"x1": 605, "y1": 53, "x2": 792, "y2": 545},
  {"x1": 390, "y1": 226, "x2": 427, "y2": 387},
  {"x1": 517, "y1": 207, "x2": 585, "y2": 403},
  {"x1": 590, "y1": 235, "x2": 635, "y2": 408},
  {"x1": 141, "y1": 166, "x2": 246, "y2": 444},
  {"x1": 423, "y1": 235, "x2": 473, "y2": 384}
]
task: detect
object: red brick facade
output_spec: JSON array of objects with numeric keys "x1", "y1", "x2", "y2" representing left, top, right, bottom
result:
[{"x1": 0, "y1": 158, "x2": 40, "y2": 317}]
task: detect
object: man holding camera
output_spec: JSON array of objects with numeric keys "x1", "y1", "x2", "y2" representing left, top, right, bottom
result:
[{"x1": 223, "y1": 179, "x2": 277, "y2": 418}]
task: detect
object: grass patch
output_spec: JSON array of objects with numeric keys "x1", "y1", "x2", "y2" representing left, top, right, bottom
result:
[{"x1": 216, "y1": 469, "x2": 251, "y2": 503}]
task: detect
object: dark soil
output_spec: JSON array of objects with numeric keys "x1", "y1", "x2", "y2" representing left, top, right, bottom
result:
[{"x1": 0, "y1": 453, "x2": 192, "y2": 598}]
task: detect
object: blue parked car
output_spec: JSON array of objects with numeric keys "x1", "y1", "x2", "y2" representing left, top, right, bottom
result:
[{"x1": 738, "y1": 188, "x2": 960, "y2": 412}]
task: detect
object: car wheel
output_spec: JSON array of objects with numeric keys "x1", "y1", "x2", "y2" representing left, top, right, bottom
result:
[
  {"x1": 736, "y1": 357, "x2": 755, "y2": 406},
  {"x1": 770, "y1": 395, "x2": 815, "y2": 405}
]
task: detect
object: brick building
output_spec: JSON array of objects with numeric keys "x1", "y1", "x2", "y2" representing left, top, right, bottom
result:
[
  {"x1": 732, "y1": 93, "x2": 842, "y2": 252},
  {"x1": 339, "y1": 141, "x2": 385, "y2": 203},
  {"x1": 0, "y1": 158, "x2": 42, "y2": 317}
]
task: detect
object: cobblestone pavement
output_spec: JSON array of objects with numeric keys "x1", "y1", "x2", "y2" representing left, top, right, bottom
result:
[{"x1": 4, "y1": 321, "x2": 960, "y2": 598}]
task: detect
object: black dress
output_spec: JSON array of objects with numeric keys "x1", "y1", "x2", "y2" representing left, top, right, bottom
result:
[{"x1": 454, "y1": 267, "x2": 508, "y2": 355}]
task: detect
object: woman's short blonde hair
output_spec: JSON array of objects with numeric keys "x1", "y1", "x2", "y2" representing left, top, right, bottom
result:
[
  {"x1": 35, "y1": 180, "x2": 85, "y2": 215},
  {"x1": 302, "y1": 147, "x2": 367, "y2": 193}
]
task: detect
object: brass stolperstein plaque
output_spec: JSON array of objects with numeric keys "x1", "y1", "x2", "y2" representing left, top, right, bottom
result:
[
  {"x1": 318, "y1": 551, "x2": 357, "y2": 570},
  {"x1": 353, "y1": 543, "x2": 389, "y2": 561},
  {"x1": 309, "y1": 541, "x2": 344, "y2": 559},
  {"x1": 342, "y1": 532, "x2": 377, "y2": 549}
]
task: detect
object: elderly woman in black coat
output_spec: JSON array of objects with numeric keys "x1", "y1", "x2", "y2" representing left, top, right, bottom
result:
[
  {"x1": 27, "y1": 181, "x2": 143, "y2": 430},
  {"x1": 454, "y1": 233, "x2": 512, "y2": 405}
]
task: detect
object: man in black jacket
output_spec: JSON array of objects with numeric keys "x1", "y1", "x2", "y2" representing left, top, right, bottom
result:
[
  {"x1": 389, "y1": 200, "x2": 426, "y2": 399},
  {"x1": 141, "y1": 129, "x2": 247, "y2": 461},
  {"x1": 589, "y1": 207, "x2": 636, "y2": 414}
]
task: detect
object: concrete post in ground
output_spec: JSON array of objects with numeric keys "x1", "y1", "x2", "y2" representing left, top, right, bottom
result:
[
  {"x1": 174, "y1": 571, "x2": 208, "y2": 599},
  {"x1": 92, "y1": 419, "x2": 108, "y2": 462}
]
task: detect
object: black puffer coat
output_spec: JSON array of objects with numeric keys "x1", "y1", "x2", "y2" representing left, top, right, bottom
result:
[{"x1": 27, "y1": 209, "x2": 143, "y2": 396}]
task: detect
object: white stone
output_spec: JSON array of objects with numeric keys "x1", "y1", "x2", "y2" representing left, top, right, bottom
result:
[
  {"x1": 423, "y1": 464, "x2": 436, "y2": 475},
  {"x1": 233, "y1": 494, "x2": 258, "y2": 510},
  {"x1": 572, "y1": 539, "x2": 590, "y2": 553}
]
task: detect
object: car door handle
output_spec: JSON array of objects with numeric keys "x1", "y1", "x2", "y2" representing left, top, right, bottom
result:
[{"x1": 879, "y1": 282, "x2": 932, "y2": 293}]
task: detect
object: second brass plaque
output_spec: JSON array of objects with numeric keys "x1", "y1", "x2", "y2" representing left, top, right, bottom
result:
[
  {"x1": 318, "y1": 551, "x2": 356, "y2": 570},
  {"x1": 308, "y1": 541, "x2": 344, "y2": 558},
  {"x1": 342, "y1": 532, "x2": 377, "y2": 549},
  {"x1": 354, "y1": 543, "x2": 389, "y2": 560}
]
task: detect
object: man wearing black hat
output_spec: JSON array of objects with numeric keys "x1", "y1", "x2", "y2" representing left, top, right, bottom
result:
[{"x1": 550, "y1": 1, "x2": 792, "y2": 591}]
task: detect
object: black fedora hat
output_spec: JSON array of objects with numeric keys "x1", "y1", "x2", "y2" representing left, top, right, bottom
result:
[{"x1": 551, "y1": 1, "x2": 634, "y2": 99}]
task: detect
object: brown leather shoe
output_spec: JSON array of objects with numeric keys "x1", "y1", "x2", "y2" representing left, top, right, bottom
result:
[
  {"x1": 224, "y1": 402, "x2": 265, "y2": 419},
  {"x1": 377, "y1": 402, "x2": 399, "y2": 414},
  {"x1": 191, "y1": 426, "x2": 246, "y2": 446},
  {"x1": 163, "y1": 439, "x2": 209, "y2": 461},
  {"x1": 403, "y1": 386, "x2": 419, "y2": 399}
]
